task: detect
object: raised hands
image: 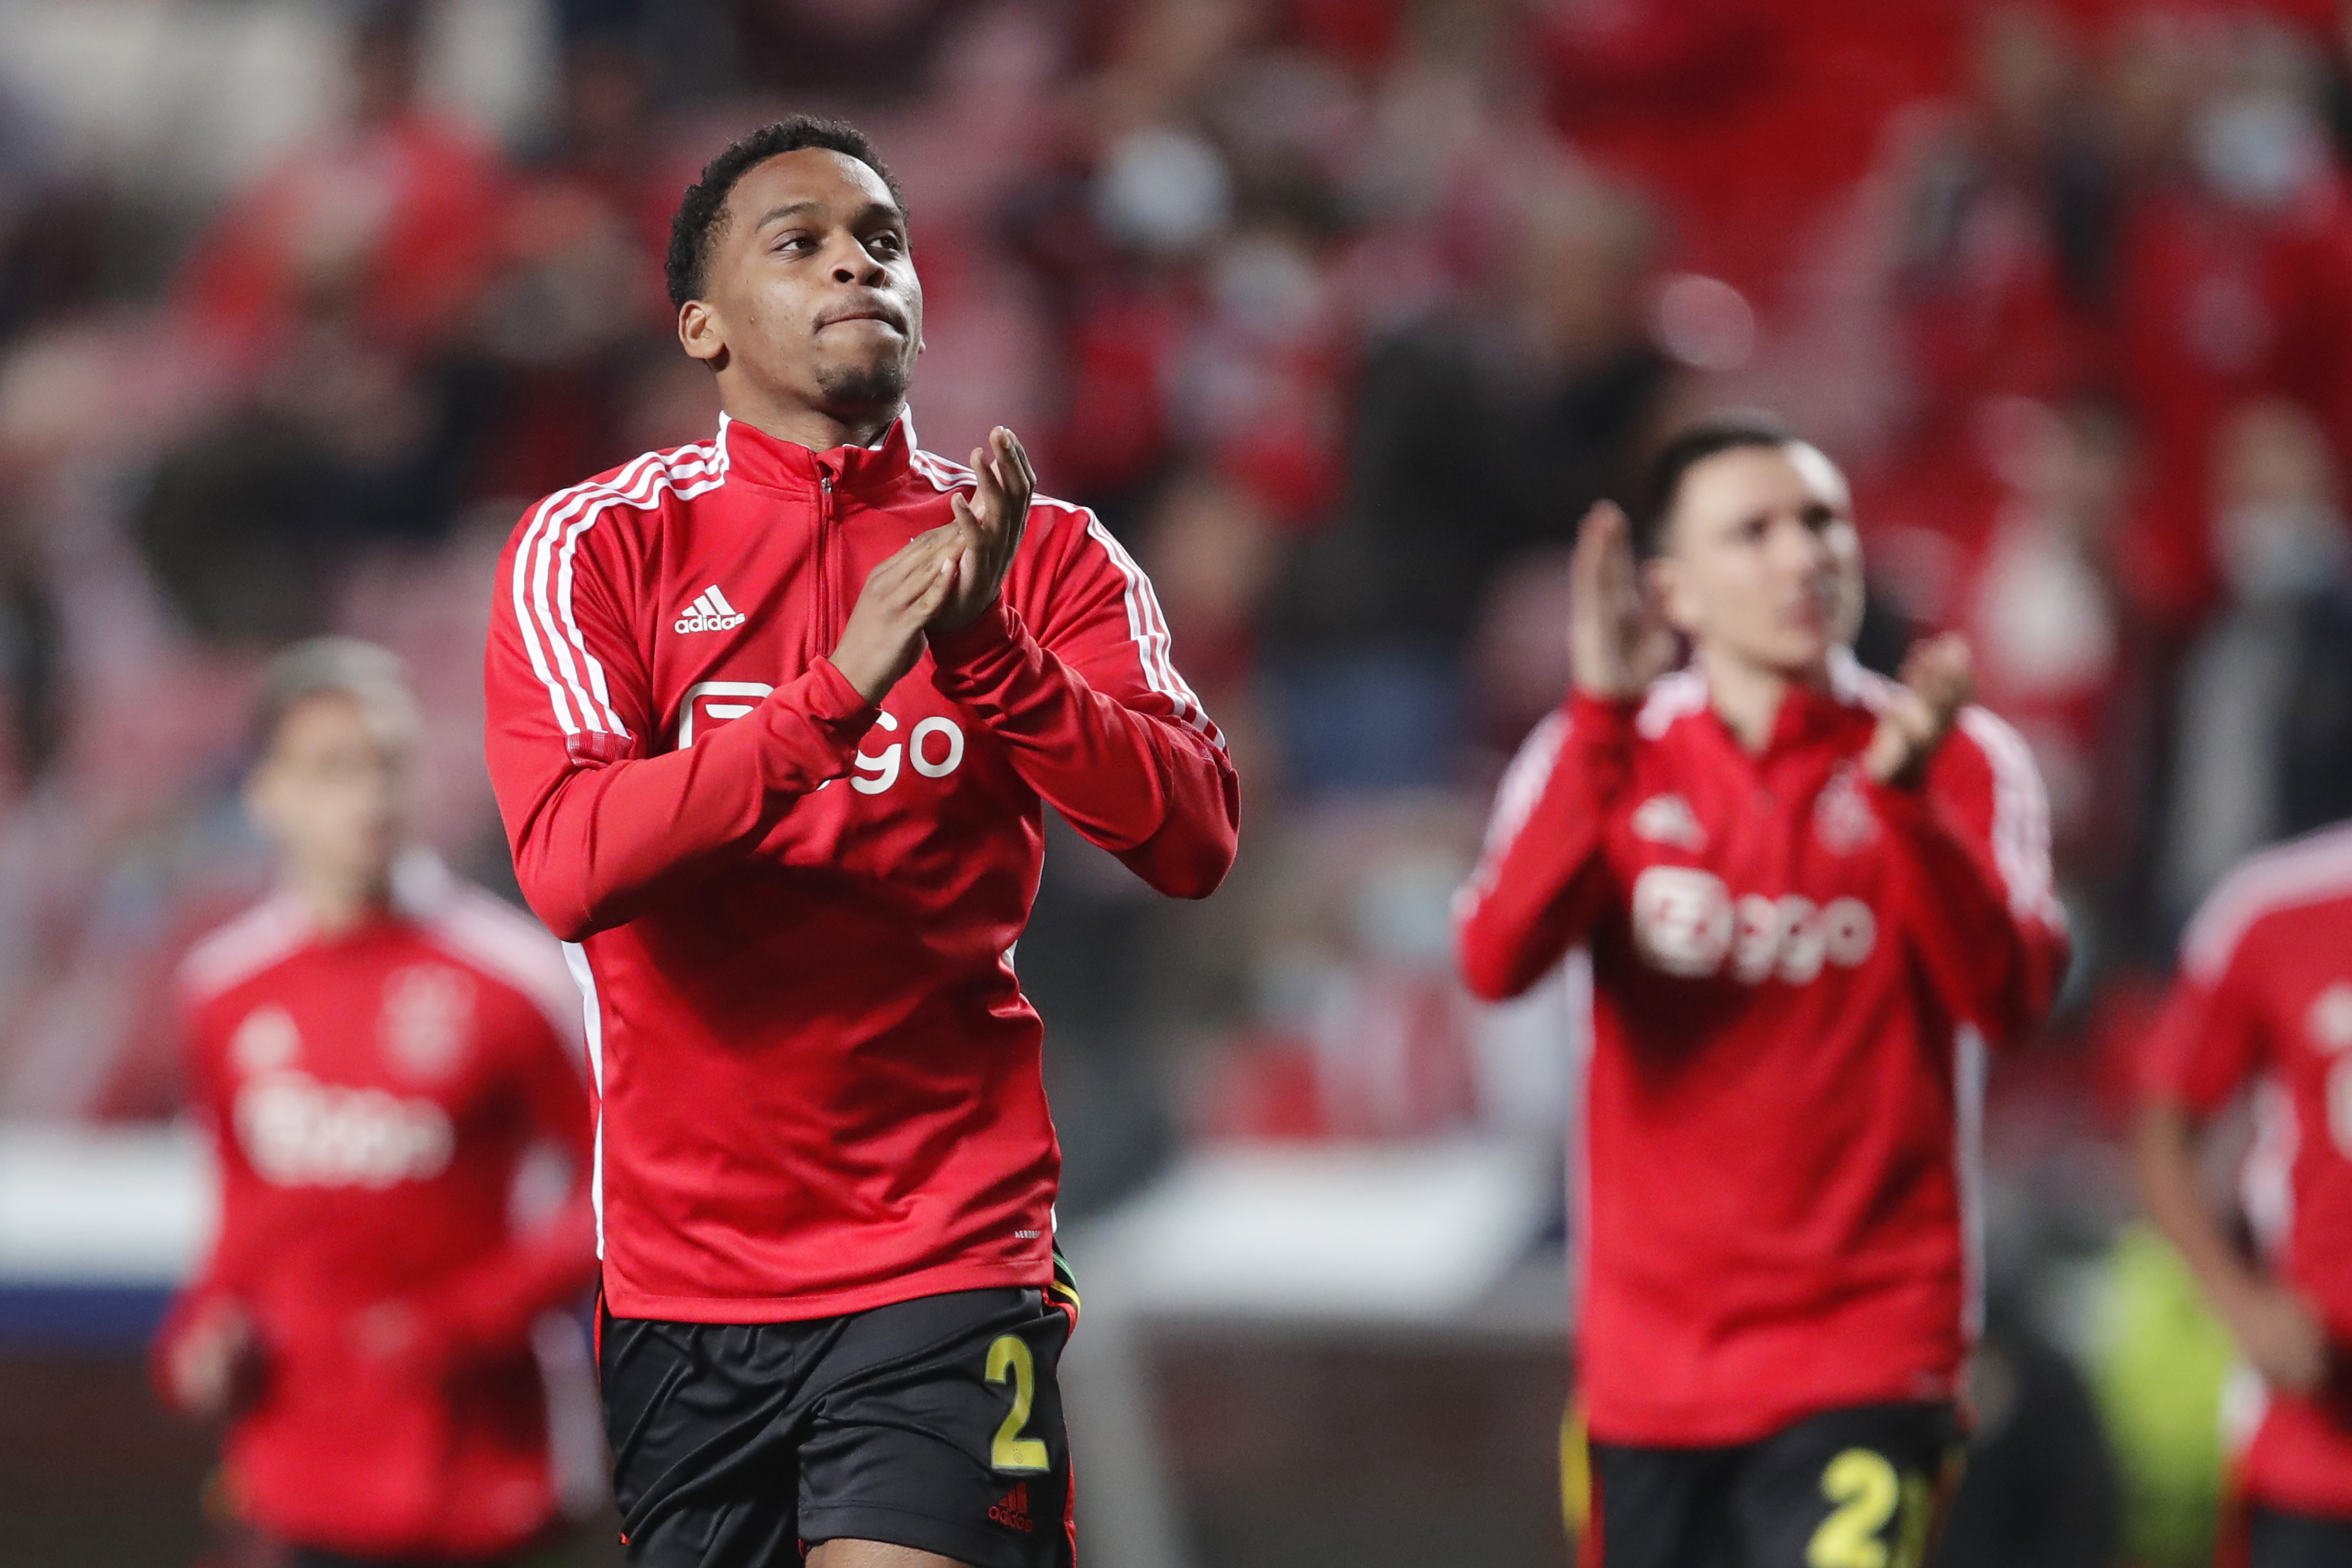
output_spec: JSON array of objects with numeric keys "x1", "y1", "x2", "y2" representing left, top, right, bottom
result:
[
  {"x1": 934, "y1": 427, "x2": 1035, "y2": 635},
  {"x1": 1862, "y1": 632, "x2": 1972, "y2": 786},
  {"x1": 1569, "y1": 501, "x2": 1676, "y2": 701},
  {"x1": 827, "y1": 426, "x2": 1040, "y2": 705},
  {"x1": 830, "y1": 525, "x2": 962, "y2": 705}
]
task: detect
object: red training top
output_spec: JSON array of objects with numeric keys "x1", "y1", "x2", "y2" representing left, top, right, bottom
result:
[
  {"x1": 2143, "y1": 824, "x2": 2352, "y2": 1518},
  {"x1": 155, "y1": 859, "x2": 595, "y2": 1561},
  {"x1": 1456, "y1": 657, "x2": 2068, "y2": 1445},
  {"x1": 482, "y1": 413, "x2": 1237, "y2": 1322}
]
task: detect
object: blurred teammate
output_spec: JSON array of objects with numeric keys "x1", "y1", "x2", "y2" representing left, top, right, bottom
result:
[
  {"x1": 156, "y1": 638, "x2": 597, "y2": 1567},
  {"x1": 2137, "y1": 821, "x2": 2352, "y2": 1565},
  {"x1": 482, "y1": 118, "x2": 1237, "y2": 1567},
  {"x1": 1456, "y1": 415, "x2": 2069, "y2": 1567}
]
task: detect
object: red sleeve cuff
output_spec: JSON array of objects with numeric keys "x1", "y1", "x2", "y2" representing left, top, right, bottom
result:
[
  {"x1": 807, "y1": 655, "x2": 883, "y2": 720},
  {"x1": 926, "y1": 598, "x2": 1015, "y2": 667}
]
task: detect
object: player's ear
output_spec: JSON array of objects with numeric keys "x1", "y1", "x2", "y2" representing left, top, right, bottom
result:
[{"x1": 677, "y1": 299, "x2": 727, "y2": 367}]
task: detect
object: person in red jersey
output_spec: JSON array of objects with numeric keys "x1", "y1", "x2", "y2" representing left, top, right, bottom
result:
[
  {"x1": 481, "y1": 117, "x2": 1238, "y2": 1568},
  {"x1": 155, "y1": 638, "x2": 597, "y2": 1568},
  {"x1": 1455, "y1": 414, "x2": 2069, "y2": 1568},
  {"x1": 2137, "y1": 822, "x2": 2352, "y2": 1568}
]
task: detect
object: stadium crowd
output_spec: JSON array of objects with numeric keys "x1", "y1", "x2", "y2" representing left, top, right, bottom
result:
[{"x1": 0, "y1": 0, "x2": 2350, "y2": 1560}]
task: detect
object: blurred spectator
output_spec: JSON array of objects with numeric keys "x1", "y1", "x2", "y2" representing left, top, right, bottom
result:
[
  {"x1": 734, "y1": 0, "x2": 977, "y2": 103},
  {"x1": 1278, "y1": 167, "x2": 1669, "y2": 663},
  {"x1": 1887, "y1": 5, "x2": 2114, "y2": 418},
  {"x1": 472, "y1": 30, "x2": 673, "y2": 499},
  {"x1": 1948, "y1": 397, "x2": 2127, "y2": 862},
  {"x1": 2158, "y1": 398, "x2": 2352, "y2": 924},
  {"x1": 172, "y1": 0, "x2": 502, "y2": 371},
  {"x1": 1195, "y1": 795, "x2": 1489, "y2": 1141},
  {"x1": 2108, "y1": 13, "x2": 2352, "y2": 629}
]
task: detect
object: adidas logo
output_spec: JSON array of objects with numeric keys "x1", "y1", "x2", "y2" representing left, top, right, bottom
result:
[
  {"x1": 988, "y1": 1481, "x2": 1035, "y2": 1533},
  {"x1": 674, "y1": 585, "x2": 747, "y2": 634}
]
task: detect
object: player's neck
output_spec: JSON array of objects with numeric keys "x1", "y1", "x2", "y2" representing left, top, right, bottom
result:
[
  {"x1": 286, "y1": 863, "x2": 396, "y2": 936},
  {"x1": 721, "y1": 389, "x2": 903, "y2": 456},
  {"x1": 1696, "y1": 643, "x2": 1831, "y2": 754}
]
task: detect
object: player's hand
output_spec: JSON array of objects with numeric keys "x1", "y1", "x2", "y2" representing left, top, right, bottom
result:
[
  {"x1": 933, "y1": 426, "x2": 1034, "y2": 635},
  {"x1": 2225, "y1": 1281, "x2": 2331, "y2": 1395},
  {"x1": 829, "y1": 525, "x2": 963, "y2": 704},
  {"x1": 1863, "y1": 632, "x2": 1972, "y2": 787},
  {"x1": 168, "y1": 1298, "x2": 259, "y2": 1418},
  {"x1": 1568, "y1": 501, "x2": 1673, "y2": 701}
]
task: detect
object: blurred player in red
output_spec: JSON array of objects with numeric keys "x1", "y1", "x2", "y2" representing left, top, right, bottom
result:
[
  {"x1": 1457, "y1": 415, "x2": 2069, "y2": 1567},
  {"x1": 482, "y1": 118, "x2": 1237, "y2": 1567},
  {"x1": 156, "y1": 638, "x2": 597, "y2": 1568},
  {"x1": 2138, "y1": 821, "x2": 2352, "y2": 1567}
]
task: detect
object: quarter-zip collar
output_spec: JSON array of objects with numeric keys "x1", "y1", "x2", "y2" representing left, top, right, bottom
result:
[
  {"x1": 715, "y1": 409, "x2": 918, "y2": 503},
  {"x1": 1694, "y1": 652, "x2": 1876, "y2": 770}
]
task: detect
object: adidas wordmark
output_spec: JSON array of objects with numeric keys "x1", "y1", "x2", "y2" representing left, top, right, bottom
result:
[{"x1": 675, "y1": 585, "x2": 747, "y2": 634}]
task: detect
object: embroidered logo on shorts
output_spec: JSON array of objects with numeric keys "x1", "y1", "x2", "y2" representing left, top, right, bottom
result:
[{"x1": 989, "y1": 1482, "x2": 1036, "y2": 1533}]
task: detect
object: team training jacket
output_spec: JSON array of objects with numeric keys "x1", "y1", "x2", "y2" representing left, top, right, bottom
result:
[
  {"x1": 156, "y1": 859, "x2": 595, "y2": 1560},
  {"x1": 483, "y1": 412, "x2": 1238, "y2": 1322},
  {"x1": 2143, "y1": 824, "x2": 2352, "y2": 1517},
  {"x1": 1456, "y1": 656, "x2": 2069, "y2": 1446}
]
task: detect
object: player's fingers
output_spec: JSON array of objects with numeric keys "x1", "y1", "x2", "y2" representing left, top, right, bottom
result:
[
  {"x1": 968, "y1": 449, "x2": 1004, "y2": 528},
  {"x1": 999, "y1": 426, "x2": 1036, "y2": 495},
  {"x1": 1571, "y1": 505, "x2": 1617, "y2": 595},
  {"x1": 913, "y1": 550, "x2": 959, "y2": 614},
  {"x1": 993, "y1": 428, "x2": 1033, "y2": 510},
  {"x1": 949, "y1": 493, "x2": 991, "y2": 546},
  {"x1": 1911, "y1": 635, "x2": 1973, "y2": 720},
  {"x1": 879, "y1": 527, "x2": 953, "y2": 576}
]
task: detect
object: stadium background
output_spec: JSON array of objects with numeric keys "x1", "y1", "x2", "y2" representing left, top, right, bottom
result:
[{"x1": 0, "y1": 0, "x2": 2342, "y2": 1562}]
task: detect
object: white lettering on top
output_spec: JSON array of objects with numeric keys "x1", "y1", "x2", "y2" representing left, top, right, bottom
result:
[
  {"x1": 234, "y1": 1071, "x2": 454, "y2": 1188},
  {"x1": 1631, "y1": 867, "x2": 1878, "y2": 984}
]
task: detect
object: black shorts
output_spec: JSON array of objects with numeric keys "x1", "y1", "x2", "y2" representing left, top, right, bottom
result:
[
  {"x1": 601, "y1": 1285, "x2": 1076, "y2": 1568},
  {"x1": 2249, "y1": 1504, "x2": 2352, "y2": 1568},
  {"x1": 1579, "y1": 1402, "x2": 1962, "y2": 1568}
]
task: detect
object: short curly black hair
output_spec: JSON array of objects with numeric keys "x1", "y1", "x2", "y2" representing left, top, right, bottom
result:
[{"x1": 665, "y1": 116, "x2": 907, "y2": 310}]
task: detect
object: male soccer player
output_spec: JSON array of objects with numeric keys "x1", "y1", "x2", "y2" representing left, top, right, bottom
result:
[
  {"x1": 2137, "y1": 821, "x2": 2352, "y2": 1566},
  {"x1": 157, "y1": 638, "x2": 597, "y2": 1567},
  {"x1": 482, "y1": 118, "x2": 1237, "y2": 1568},
  {"x1": 1456, "y1": 415, "x2": 2069, "y2": 1568}
]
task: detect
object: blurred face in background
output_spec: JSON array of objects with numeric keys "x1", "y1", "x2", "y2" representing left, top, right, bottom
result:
[
  {"x1": 246, "y1": 690, "x2": 418, "y2": 898},
  {"x1": 2213, "y1": 397, "x2": 2348, "y2": 604},
  {"x1": 1651, "y1": 442, "x2": 1863, "y2": 682},
  {"x1": 680, "y1": 148, "x2": 924, "y2": 426}
]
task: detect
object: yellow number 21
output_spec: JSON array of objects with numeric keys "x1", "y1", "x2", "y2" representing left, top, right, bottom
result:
[
  {"x1": 1807, "y1": 1448, "x2": 1930, "y2": 1568},
  {"x1": 985, "y1": 1334, "x2": 1051, "y2": 1474}
]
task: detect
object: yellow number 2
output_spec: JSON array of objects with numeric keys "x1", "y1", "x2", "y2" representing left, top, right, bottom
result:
[
  {"x1": 985, "y1": 1334, "x2": 1051, "y2": 1474},
  {"x1": 1806, "y1": 1448, "x2": 1926, "y2": 1568}
]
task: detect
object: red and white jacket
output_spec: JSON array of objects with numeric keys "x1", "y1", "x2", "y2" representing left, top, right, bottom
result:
[
  {"x1": 1456, "y1": 656, "x2": 2068, "y2": 1445},
  {"x1": 156, "y1": 859, "x2": 595, "y2": 1561},
  {"x1": 2143, "y1": 825, "x2": 2352, "y2": 1518},
  {"x1": 483, "y1": 412, "x2": 1237, "y2": 1322}
]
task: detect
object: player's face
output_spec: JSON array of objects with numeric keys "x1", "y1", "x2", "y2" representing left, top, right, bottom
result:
[
  {"x1": 1651, "y1": 443, "x2": 1864, "y2": 679},
  {"x1": 247, "y1": 692, "x2": 417, "y2": 892},
  {"x1": 680, "y1": 148, "x2": 923, "y2": 423}
]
